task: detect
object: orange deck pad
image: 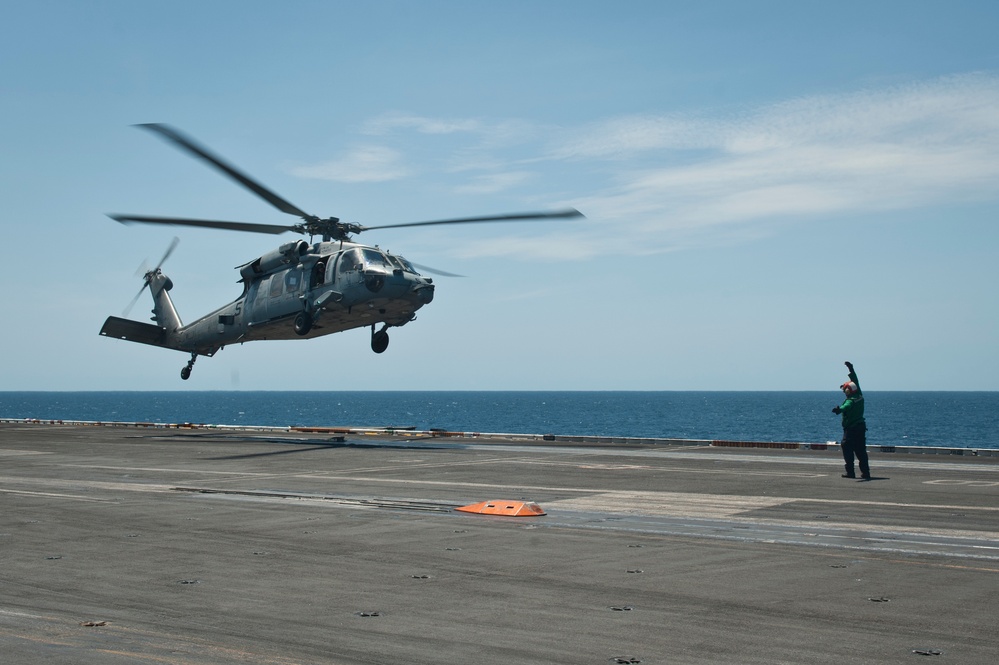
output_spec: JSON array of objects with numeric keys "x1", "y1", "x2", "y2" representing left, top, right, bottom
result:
[{"x1": 454, "y1": 500, "x2": 546, "y2": 517}]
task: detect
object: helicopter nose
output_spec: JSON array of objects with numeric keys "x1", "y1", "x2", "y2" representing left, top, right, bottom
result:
[{"x1": 413, "y1": 283, "x2": 434, "y2": 304}]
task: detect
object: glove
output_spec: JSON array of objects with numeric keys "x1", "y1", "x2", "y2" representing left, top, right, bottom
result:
[
  {"x1": 845, "y1": 361, "x2": 854, "y2": 371},
  {"x1": 832, "y1": 406, "x2": 842, "y2": 414}
]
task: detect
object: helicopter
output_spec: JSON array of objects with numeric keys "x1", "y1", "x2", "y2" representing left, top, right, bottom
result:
[{"x1": 100, "y1": 124, "x2": 582, "y2": 380}]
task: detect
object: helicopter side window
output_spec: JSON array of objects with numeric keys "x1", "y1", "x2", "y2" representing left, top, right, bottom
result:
[
  {"x1": 269, "y1": 274, "x2": 283, "y2": 297},
  {"x1": 311, "y1": 260, "x2": 326, "y2": 287},
  {"x1": 284, "y1": 269, "x2": 301, "y2": 293}
]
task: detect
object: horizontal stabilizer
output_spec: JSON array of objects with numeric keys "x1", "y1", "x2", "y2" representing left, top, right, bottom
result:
[{"x1": 100, "y1": 316, "x2": 167, "y2": 348}]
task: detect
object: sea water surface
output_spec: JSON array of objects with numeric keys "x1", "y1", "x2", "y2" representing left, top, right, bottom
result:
[{"x1": 2, "y1": 391, "x2": 997, "y2": 449}]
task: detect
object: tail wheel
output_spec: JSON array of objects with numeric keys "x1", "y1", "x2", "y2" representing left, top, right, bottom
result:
[{"x1": 180, "y1": 352, "x2": 197, "y2": 380}]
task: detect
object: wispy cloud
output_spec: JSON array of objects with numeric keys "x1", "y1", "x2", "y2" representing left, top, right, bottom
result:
[
  {"x1": 362, "y1": 112, "x2": 484, "y2": 136},
  {"x1": 453, "y1": 171, "x2": 533, "y2": 195},
  {"x1": 533, "y1": 73, "x2": 999, "y2": 257},
  {"x1": 290, "y1": 145, "x2": 410, "y2": 183},
  {"x1": 296, "y1": 74, "x2": 999, "y2": 259}
]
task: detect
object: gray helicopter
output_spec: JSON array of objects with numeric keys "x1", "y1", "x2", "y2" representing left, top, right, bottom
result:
[{"x1": 101, "y1": 124, "x2": 581, "y2": 380}]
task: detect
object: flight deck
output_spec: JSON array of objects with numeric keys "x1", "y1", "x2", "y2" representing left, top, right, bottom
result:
[{"x1": 1, "y1": 421, "x2": 997, "y2": 664}]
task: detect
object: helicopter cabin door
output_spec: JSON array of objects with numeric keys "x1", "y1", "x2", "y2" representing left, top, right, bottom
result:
[{"x1": 259, "y1": 267, "x2": 305, "y2": 321}]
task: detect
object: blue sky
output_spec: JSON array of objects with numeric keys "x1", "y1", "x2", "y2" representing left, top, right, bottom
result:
[{"x1": 2, "y1": 1, "x2": 998, "y2": 391}]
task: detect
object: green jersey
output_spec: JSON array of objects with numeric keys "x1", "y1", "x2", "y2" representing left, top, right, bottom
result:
[{"x1": 838, "y1": 369, "x2": 865, "y2": 429}]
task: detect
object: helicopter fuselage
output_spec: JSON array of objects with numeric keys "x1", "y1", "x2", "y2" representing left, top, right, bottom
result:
[{"x1": 100, "y1": 240, "x2": 434, "y2": 376}]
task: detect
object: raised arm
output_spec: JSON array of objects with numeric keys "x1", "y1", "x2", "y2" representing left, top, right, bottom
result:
[{"x1": 845, "y1": 361, "x2": 859, "y2": 388}]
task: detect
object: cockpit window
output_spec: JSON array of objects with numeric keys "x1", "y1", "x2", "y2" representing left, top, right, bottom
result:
[
  {"x1": 391, "y1": 255, "x2": 418, "y2": 274},
  {"x1": 339, "y1": 249, "x2": 360, "y2": 273},
  {"x1": 361, "y1": 248, "x2": 390, "y2": 268}
]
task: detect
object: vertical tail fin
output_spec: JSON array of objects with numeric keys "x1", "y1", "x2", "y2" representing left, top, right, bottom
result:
[{"x1": 147, "y1": 271, "x2": 182, "y2": 331}]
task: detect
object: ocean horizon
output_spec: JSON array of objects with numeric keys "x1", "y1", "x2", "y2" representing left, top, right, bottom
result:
[{"x1": 2, "y1": 390, "x2": 997, "y2": 450}]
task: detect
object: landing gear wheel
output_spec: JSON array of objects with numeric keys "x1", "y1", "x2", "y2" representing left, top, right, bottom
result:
[
  {"x1": 371, "y1": 330, "x2": 389, "y2": 354},
  {"x1": 294, "y1": 311, "x2": 313, "y2": 336}
]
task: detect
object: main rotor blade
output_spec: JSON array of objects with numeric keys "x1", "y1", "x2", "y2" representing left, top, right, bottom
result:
[
  {"x1": 409, "y1": 262, "x2": 465, "y2": 278},
  {"x1": 109, "y1": 214, "x2": 294, "y2": 235},
  {"x1": 360, "y1": 207, "x2": 584, "y2": 232},
  {"x1": 136, "y1": 123, "x2": 314, "y2": 220}
]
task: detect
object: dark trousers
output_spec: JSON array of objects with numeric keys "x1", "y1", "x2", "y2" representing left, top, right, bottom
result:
[{"x1": 841, "y1": 423, "x2": 870, "y2": 478}]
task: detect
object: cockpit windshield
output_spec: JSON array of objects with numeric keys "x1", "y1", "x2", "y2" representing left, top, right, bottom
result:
[{"x1": 361, "y1": 248, "x2": 390, "y2": 269}]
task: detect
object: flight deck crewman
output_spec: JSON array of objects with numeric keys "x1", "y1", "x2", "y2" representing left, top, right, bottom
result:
[{"x1": 832, "y1": 361, "x2": 870, "y2": 480}]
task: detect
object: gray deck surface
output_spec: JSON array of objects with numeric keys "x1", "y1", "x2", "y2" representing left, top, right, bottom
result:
[{"x1": 2, "y1": 423, "x2": 997, "y2": 664}]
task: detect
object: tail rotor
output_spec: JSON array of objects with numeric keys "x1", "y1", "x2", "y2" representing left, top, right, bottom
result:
[{"x1": 123, "y1": 237, "x2": 179, "y2": 317}]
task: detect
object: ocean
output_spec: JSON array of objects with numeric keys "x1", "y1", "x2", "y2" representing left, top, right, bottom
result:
[{"x1": 1, "y1": 391, "x2": 997, "y2": 449}]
